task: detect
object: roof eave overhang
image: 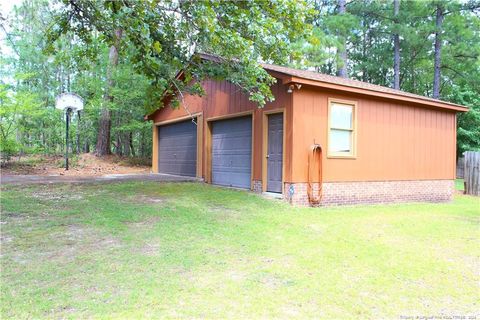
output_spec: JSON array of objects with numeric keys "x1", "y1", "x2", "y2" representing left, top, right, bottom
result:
[
  {"x1": 281, "y1": 75, "x2": 469, "y2": 113},
  {"x1": 144, "y1": 70, "x2": 187, "y2": 121}
]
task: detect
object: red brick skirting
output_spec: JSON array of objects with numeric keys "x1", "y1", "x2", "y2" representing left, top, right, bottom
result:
[
  {"x1": 252, "y1": 180, "x2": 263, "y2": 193},
  {"x1": 284, "y1": 180, "x2": 454, "y2": 206}
]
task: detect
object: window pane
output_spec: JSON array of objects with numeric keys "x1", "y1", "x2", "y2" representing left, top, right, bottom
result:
[
  {"x1": 331, "y1": 104, "x2": 352, "y2": 129},
  {"x1": 329, "y1": 129, "x2": 352, "y2": 153}
]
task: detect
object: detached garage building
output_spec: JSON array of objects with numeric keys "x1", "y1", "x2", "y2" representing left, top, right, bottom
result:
[{"x1": 147, "y1": 54, "x2": 468, "y2": 206}]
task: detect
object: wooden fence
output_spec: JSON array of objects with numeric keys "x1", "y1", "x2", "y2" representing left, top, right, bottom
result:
[
  {"x1": 456, "y1": 157, "x2": 464, "y2": 178},
  {"x1": 464, "y1": 151, "x2": 480, "y2": 196}
]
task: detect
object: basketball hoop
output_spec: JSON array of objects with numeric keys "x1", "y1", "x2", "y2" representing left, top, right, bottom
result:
[
  {"x1": 55, "y1": 93, "x2": 84, "y2": 112},
  {"x1": 55, "y1": 93, "x2": 84, "y2": 170}
]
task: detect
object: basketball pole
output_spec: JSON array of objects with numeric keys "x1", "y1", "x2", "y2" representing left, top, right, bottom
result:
[
  {"x1": 65, "y1": 107, "x2": 71, "y2": 170},
  {"x1": 55, "y1": 93, "x2": 83, "y2": 171}
]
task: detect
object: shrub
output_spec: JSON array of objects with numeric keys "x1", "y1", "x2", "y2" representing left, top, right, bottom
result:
[{"x1": 0, "y1": 137, "x2": 19, "y2": 164}]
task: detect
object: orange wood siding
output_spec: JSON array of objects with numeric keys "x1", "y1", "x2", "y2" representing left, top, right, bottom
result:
[
  {"x1": 151, "y1": 79, "x2": 457, "y2": 184},
  {"x1": 151, "y1": 79, "x2": 293, "y2": 181},
  {"x1": 151, "y1": 124, "x2": 158, "y2": 173},
  {"x1": 291, "y1": 87, "x2": 457, "y2": 182}
]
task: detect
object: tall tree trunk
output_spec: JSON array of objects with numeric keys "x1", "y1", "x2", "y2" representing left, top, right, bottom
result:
[
  {"x1": 67, "y1": 70, "x2": 71, "y2": 92},
  {"x1": 115, "y1": 116, "x2": 123, "y2": 156},
  {"x1": 411, "y1": 50, "x2": 416, "y2": 91},
  {"x1": 96, "y1": 105, "x2": 112, "y2": 155},
  {"x1": 433, "y1": 4, "x2": 444, "y2": 99},
  {"x1": 123, "y1": 132, "x2": 131, "y2": 157},
  {"x1": 41, "y1": 121, "x2": 46, "y2": 153},
  {"x1": 337, "y1": 0, "x2": 348, "y2": 78},
  {"x1": 76, "y1": 111, "x2": 81, "y2": 154},
  {"x1": 129, "y1": 132, "x2": 135, "y2": 157},
  {"x1": 393, "y1": 0, "x2": 401, "y2": 90},
  {"x1": 140, "y1": 130, "x2": 145, "y2": 157},
  {"x1": 361, "y1": 24, "x2": 367, "y2": 82},
  {"x1": 96, "y1": 28, "x2": 122, "y2": 156},
  {"x1": 115, "y1": 133, "x2": 122, "y2": 155}
]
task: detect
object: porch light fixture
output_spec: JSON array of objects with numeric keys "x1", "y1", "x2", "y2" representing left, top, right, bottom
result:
[{"x1": 287, "y1": 83, "x2": 302, "y2": 93}]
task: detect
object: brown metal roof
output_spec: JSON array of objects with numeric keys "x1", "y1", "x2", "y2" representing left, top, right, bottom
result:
[{"x1": 198, "y1": 53, "x2": 468, "y2": 112}]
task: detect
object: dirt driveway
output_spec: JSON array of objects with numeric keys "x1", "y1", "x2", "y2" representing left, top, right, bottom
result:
[{"x1": 1, "y1": 173, "x2": 199, "y2": 185}]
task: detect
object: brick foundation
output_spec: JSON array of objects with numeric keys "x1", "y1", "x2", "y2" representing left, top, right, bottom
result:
[
  {"x1": 252, "y1": 180, "x2": 263, "y2": 193},
  {"x1": 284, "y1": 180, "x2": 454, "y2": 206}
]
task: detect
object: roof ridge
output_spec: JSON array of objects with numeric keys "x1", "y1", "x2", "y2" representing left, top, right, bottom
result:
[
  {"x1": 197, "y1": 53, "x2": 467, "y2": 112},
  {"x1": 259, "y1": 62, "x2": 464, "y2": 108}
]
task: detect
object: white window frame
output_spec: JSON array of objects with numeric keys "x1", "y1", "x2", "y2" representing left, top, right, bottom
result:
[{"x1": 327, "y1": 98, "x2": 357, "y2": 158}]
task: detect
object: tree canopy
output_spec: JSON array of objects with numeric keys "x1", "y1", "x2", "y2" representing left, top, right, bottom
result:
[
  {"x1": 49, "y1": 0, "x2": 313, "y2": 107},
  {"x1": 0, "y1": 0, "x2": 479, "y2": 160}
]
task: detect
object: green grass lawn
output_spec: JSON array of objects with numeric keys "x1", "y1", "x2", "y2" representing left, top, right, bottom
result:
[
  {"x1": 1, "y1": 182, "x2": 479, "y2": 319},
  {"x1": 456, "y1": 178, "x2": 465, "y2": 191}
]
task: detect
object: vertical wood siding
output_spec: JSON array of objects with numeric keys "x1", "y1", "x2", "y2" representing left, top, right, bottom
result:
[
  {"x1": 291, "y1": 87, "x2": 457, "y2": 182},
  {"x1": 151, "y1": 124, "x2": 158, "y2": 173},
  {"x1": 151, "y1": 79, "x2": 293, "y2": 181},
  {"x1": 151, "y1": 80, "x2": 457, "y2": 184}
]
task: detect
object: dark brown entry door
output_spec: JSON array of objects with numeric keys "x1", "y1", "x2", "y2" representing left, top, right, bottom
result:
[{"x1": 267, "y1": 113, "x2": 283, "y2": 193}]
